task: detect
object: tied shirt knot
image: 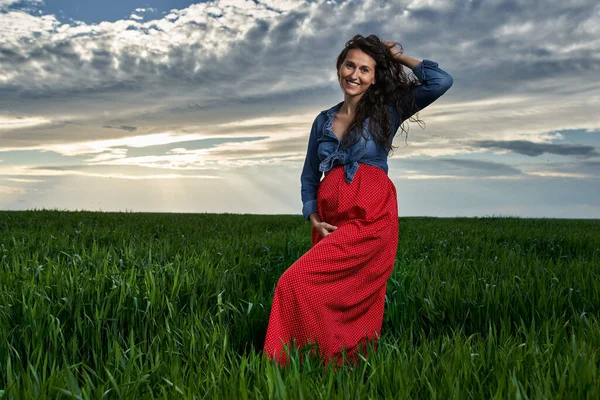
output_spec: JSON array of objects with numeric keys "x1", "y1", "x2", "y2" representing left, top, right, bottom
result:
[{"x1": 319, "y1": 151, "x2": 360, "y2": 184}]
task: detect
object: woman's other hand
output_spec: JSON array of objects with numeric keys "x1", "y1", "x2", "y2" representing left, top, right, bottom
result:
[
  {"x1": 383, "y1": 40, "x2": 421, "y2": 68},
  {"x1": 309, "y1": 213, "x2": 338, "y2": 237},
  {"x1": 382, "y1": 40, "x2": 403, "y2": 57}
]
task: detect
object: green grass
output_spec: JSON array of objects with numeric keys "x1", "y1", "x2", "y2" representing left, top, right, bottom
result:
[{"x1": 0, "y1": 210, "x2": 599, "y2": 399}]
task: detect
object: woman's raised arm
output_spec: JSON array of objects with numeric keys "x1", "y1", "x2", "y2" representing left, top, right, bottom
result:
[
  {"x1": 383, "y1": 41, "x2": 453, "y2": 127},
  {"x1": 406, "y1": 57, "x2": 453, "y2": 115}
]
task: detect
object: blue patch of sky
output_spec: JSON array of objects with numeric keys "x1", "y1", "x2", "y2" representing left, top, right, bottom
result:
[
  {"x1": 551, "y1": 128, "x2": 600, "y2": 146},
  {"x1": 0, "y1": 150, "x2": 88, "y2": 166},
  {"x1": 28, "y1": 0, "x2": 209, "y2": 24}
]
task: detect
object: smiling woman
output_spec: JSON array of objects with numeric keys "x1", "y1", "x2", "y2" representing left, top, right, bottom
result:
[{"x1": 263, "y1": 34, "x2": 453, "y2": 366}]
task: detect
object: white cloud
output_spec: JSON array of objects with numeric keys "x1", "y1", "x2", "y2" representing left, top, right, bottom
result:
[
  {"x1": 134, "y1": 8, "x2": 157, "y2": 13},
  {"x1": 407, "y1": 0, "x2": 454, "y2": 12},
  {"x1": 526, "y1": 171, "x2": 592, "y2": 179},
  {"x1": 5, "y1": 177, "x2": 44, "y2": 182},
  {"x1": 0, "y1": 115, "x2": 52, "y2": 130},
  {"x1": 0, "y1": 11, "x2": 60, "y2": 40},
  {"x1": 256, "y1": 0, "x2": 306, "y2": 12}
]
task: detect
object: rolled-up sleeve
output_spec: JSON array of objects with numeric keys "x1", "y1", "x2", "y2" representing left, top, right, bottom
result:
[
  {"x1": 300, "y1": 117, "x2": 322, "y2": 220},
  {"x1": 408, "y1": 59, "x2": 453, "y2": 119}
]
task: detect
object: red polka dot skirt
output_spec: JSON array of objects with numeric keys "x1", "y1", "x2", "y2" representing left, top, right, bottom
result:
[{"x1": 263, "y1": 164, "x2": 399, "y2": 365}]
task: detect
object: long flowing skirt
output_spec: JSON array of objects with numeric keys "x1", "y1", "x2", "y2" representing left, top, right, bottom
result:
[{"x1": 263, "y1": 164, "x2": 399, "y2": 365}]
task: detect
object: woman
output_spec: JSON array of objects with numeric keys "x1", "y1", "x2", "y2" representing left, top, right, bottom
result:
[{"x1": 264, "y1": 34, "x2": 453, "y2": 365}]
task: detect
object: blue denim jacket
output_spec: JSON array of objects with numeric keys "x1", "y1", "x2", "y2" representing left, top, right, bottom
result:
[{"x1": 300, "y1": 59, "x2": 453, "y2": 220}]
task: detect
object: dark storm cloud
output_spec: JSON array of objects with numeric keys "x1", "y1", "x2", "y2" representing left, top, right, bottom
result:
[
  {"x1": 103, "y1": 125, "x2": 137, "y2": 132},
  {"x1": 373, "y1": 1, "x2": 600, "y2": 94},
  {"x1": 266, "y1": 10, "x2": 305, "y2": 44},
  {"x1": 390, "y1": 157, "x2": 523, "y2": 178},
  {"x1": 0, "y1": 46, "x2": 27, "y2": 63},
  {"x1": 437, "y1": 158, "x2": 522, "y2": 176},
  {"x1": 473, "y1": 140, "x2": 599, "y2": 158}
]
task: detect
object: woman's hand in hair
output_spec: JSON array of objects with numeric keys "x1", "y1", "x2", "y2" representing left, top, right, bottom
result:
[
  {"x1": 383, "y1": 40, "x2": 403, "y2": 57},
  {"x1": 383, "y1": 40, "x2": 422, "y2": 68},
  {"x1": 309, "y1": 213, "x2": 338, "y2": 237}
]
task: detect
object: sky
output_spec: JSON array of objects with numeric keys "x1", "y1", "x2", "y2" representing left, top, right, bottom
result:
[{"x1": 0, "y1": 0, "x2": 599, "y2": 218}]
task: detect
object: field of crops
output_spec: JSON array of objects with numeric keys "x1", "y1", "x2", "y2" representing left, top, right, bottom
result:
[{"x1": 0, "y1": 210, "x2": 599, "y2": 398}]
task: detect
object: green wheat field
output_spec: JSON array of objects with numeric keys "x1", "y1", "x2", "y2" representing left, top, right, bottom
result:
[{"x1": 0, "y1": 210, "x2": 599, "y2": 399}]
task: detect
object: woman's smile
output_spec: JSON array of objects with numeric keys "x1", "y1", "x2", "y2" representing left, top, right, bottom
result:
[{"x1": 344, "y1": 80, "x2": 360, "y2": 89}]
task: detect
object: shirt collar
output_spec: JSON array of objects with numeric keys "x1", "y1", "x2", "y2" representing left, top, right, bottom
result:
[{"x1": 326, "y1": 101, "x2": 344, "y2": 118}]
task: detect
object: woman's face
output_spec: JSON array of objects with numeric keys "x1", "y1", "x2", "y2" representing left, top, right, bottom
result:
[{"x1": 338, "y1": 48, "x2": 376, "y2": 98}]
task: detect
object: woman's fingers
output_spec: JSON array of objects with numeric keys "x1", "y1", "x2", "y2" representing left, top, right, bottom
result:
[
  {"x1": 324, "y1": 223, "x2": 338, "y2": 231},
  {"x1": 315, "y1": 222, "x2": 338, "y2": 237},
  {"x1": 320, "y1": 223, "x2": 338, "y2": 237}
]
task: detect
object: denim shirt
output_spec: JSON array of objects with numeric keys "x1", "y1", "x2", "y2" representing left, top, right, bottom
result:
[{"x1": 300, "y1": 59, "x2": 453, "y2": 220}]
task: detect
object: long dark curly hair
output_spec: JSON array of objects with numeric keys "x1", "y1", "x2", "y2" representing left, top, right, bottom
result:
[{"x1": 336, "y1": 34, "x2": 423, "y2": 154}]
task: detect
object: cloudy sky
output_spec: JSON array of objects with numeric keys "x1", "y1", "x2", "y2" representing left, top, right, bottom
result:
[{"x1": 1, "y1": 0, "x2": 599, "y2": 218}]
